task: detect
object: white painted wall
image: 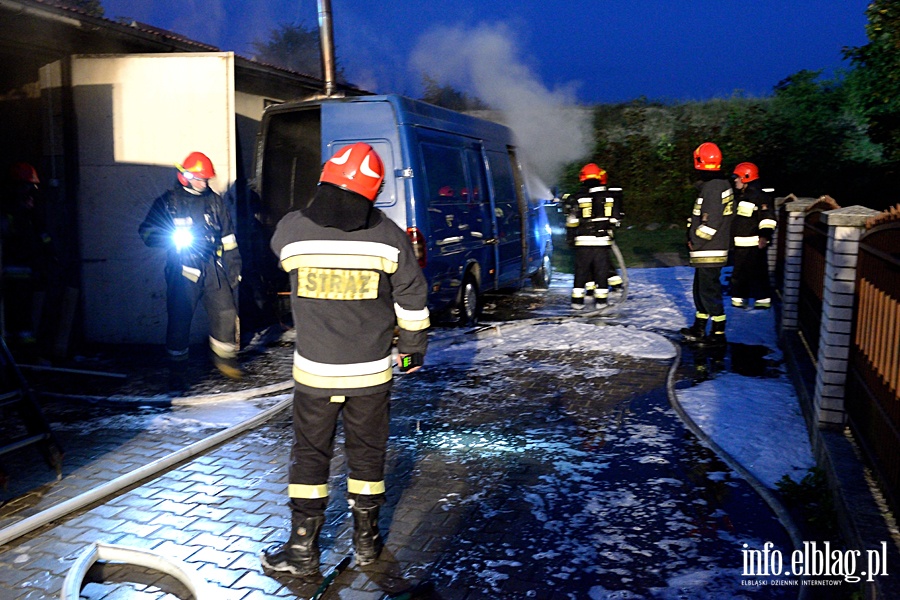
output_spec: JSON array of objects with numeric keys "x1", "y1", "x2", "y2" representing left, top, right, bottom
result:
[{"x1": 70, "y1": 53, "x2": 237, "y2": 345}]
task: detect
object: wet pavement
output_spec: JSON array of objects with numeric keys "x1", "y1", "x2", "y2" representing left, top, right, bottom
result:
[{"x1": 0, "y1": 273, "x2": 803, "y2": 599}]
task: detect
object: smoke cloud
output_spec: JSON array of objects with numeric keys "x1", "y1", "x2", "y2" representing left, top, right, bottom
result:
[{"x1": 410, "y1": 22, "x2": 592, "y2": 194}]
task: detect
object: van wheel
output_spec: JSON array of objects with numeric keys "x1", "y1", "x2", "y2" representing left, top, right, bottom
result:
[
  {"x1": 453, "y1": 273, "x2": 480, "y2": 327},
  {"x1": 531, "y1": 253, "x2": 553, "y2": 289}
]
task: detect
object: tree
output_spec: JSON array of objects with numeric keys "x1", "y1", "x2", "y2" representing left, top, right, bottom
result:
[
  {"x1": 420, "y1": 76, "x2": 487, "y2": 111},
  {"x1": 61, "y1": 0, "x2": 104, "y2": 17},
  {"x1": 251, "y1": 21, "x2": 343, "y2": 81},
  {"x1": 845, "y1": 0, "x2": 900, "y2": 163}
]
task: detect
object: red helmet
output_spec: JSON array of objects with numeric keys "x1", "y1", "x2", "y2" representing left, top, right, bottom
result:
[
  {"x1": 10, "y1": 162, "x2": 39, "y2": 184},
  {"x1": 579, "y1": 163, "x2": 607, "y2": 184},
  {"x1": 176, "y1": 151, "x2": 215, "y2": 186},
  {"x1": 693, "y1": 142, "x2": 722, "y2": 171},
  {"x1": 438, "y1": 185, "x2": 455, "y2": 197},
  {"x1": 733, "y1": 162, "x2": 759, "y2": 183},
  {"x1": 319, "y1": 142, "x2": 385, "y2": 201}
]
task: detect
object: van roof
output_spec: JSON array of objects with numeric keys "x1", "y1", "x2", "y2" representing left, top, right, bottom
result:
[{"x1": 265, "y1": 93, "x2": 516, "y2": 145}]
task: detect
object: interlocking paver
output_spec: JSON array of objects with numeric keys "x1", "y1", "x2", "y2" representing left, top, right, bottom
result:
[
  {"x1": 0, "y1": 286, "x2": 815, "y2": 599},
  {"x1": 148, "y1": 526, "x2": 198, "y2": 546}
]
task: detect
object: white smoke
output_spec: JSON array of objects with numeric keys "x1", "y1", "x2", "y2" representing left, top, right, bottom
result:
[{"x1": 410, "y1": 22, "x2": 592, "y2": 192}]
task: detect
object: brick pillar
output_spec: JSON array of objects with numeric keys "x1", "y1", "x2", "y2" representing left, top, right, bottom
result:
[
  {"x1": 766, "y1": 196, "x2": 793, "y2": 290},
  {"x1": 779, "y1": 197, "x2": 818, "y2": 334},
  {"x1": 814, "y1": 206, "x2": 881, "y2": 426}
]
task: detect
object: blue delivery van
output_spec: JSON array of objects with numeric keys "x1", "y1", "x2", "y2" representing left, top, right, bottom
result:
[{"x1": 253, "y1": 94, "x2": 553, "y2": 324}]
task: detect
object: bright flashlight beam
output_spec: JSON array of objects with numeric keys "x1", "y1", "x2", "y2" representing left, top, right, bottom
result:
[{"x1": 172, "y1": 227, "x2": 194, "y2": 251}]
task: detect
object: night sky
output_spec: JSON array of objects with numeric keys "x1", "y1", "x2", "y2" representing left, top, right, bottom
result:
[{"x1": 99, "y1": 0, "x2": 871, "y2": 105}]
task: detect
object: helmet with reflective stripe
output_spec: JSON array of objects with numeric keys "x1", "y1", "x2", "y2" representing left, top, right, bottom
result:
[
  {"x1": 733, "y1": 162, "x2": 759, "y2": 183},
  {"x1": 693, "y1": 142, "x2": 722, "y2": 171},
  {"x1": 176, "y1": 152, "x2": 215, "y2": 186},
  {"x1": 10, "y1": 162, "x2": 39, "y2": 184},
  {"x1": 319, "y1": 142, "x2": 385, "y2": 201},
  {"x1": 579, "y1": 163, "x2": 608, "y2": 184}
]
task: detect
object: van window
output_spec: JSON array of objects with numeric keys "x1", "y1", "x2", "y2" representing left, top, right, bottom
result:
[
  {"x1": 421, "y1": 143, "x2": 466, "y2": 204},
  {"x1": 421, "y1": 142, "x2": 467, "y2": 253}
]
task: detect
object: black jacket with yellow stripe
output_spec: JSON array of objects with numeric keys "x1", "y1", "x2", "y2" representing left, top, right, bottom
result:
[
  {"x1": 270, "y1": 208, "x2": 430, "y2": 396},
  {"x1": 732, "y1": 180, "x2": 776, "y2": 248},
  {"x1": 564, "y1": 181, "x2": 623, "y2": 247},
  {"x1": 138, "y1": 185, "x2": 241, "y2": 286},
  {"x1": 687, "y1": 175, "x2": 734, "y2": 267}
]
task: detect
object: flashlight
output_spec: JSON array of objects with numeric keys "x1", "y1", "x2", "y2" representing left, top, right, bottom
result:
[
  {"x1": 172, "y1": 217, "x2": 194, "y2": 252},
  {"x1": 172, "y1": 226, "x2": 194, "y2": 251}
]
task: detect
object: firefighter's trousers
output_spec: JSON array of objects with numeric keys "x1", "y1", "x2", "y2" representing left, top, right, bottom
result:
[
  {"x1": 165, "y1": 261, "x2": 237, "y2": 358},
  {"x1": 730, "y1": 246, "x2": 771, "y2": 301},
  {"x1": 288, "y1": 388, "x2": 390, "y2": 518},
  {"x1": 573, "y1": 245, "x2": 610, "y2": 301},
  {"x1": 692, "y1": 266, "x2": 724, "y2": 318}
]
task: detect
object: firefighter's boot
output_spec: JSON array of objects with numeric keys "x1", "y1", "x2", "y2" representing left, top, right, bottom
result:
[
  {"x1": 700, "y1": 317, "x2": 727, "y2": 347},
  {"x1": 213, "y1": 354, "x2": 244, "y2": 380},
  {"x1": 351, "y1": 505, "x2": 383, "y2": 566},
  {"x1": 260, "y1": 515, "x2": 324, "y2": 577},
  {"x1": 571, "y1": 288, "x2": 586, "y2": 310},
  {"x1": 608, "y1": 274, "x2": 623, "y2": 292},
  {"x1": 167, "y1": 352, "x2": 189, "y2": 392},
  {"x1": 680, "y1": 316, "x2": 708, "y2": 342}
]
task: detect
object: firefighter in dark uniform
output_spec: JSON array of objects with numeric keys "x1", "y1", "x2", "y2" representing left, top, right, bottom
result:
[
  {"x1": 262, "y1": 142, "x2": 429, "y2": 577},
  {"x1": 729, "y1": 162, "x2": 776, "y2": 309},
  {"x1": 681, "y1": 142, "x2": 734, "y2": 346},
  {"x1": 138, "y1": 151, "x2": 243, "y2": 379},
  {"x1": 565, "y1": 163, "x2": 622, "y2": 309},
  {"x1": 1, "y1": 162, "x2": 53, "y2": 357}
]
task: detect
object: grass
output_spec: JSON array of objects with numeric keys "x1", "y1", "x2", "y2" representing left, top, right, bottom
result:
[
  {"x1": 550, "y1": 222, "x2": 688, "y2": 275},
  {"x1": 613, "y1": 225, "x2": 689, "y2": 268}
]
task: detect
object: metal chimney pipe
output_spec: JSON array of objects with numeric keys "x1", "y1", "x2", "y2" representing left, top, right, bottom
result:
[{"x1": 317, "y1": 0, "x2": 337, "y2": 97}]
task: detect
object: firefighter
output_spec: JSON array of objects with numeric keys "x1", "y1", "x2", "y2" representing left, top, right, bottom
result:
[
  {"x1": 1, "y1": 162, "x2": 53, "y2": 357},
  {"x1": 729, "y1": 162, "x2": 775, "y2": 309},
  {"x1": 681, "y1": 142, "x2": 735, "y2": 346},
  {"x1": 565, "y1": 163, "x2": 622, "y2": 309},
  {"x1": 262, "y1": 142, "x2": 429, "y2": 577},
  {"x1": 138, "y1": 152, "x2": 243, "y2": 379}
]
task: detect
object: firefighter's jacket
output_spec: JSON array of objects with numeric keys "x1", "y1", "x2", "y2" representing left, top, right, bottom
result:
[
  {"x1": 139, "y1": 185, "x2": 241, "y2": 287},
  {"x1": 731, "y1": 180, "x2": 776, "y2": 249},
  {"x1": 687, "y1": 176, "x2": 734, "y2": 267},
  {"x1": 270, "y1": 209, "x2": 430, "y2": 397},
  {"x1": 565, "y1": 182, "x2": 623, "y2": 247},
  {"x1": 1, "y1": 194, "x2": 53, "y2": 283}
]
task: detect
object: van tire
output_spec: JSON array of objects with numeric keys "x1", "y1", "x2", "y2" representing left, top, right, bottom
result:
[
  {"x1": 531, "y1": 253, "x2": 552, "y2": 290},
  {"x1": 453, "y1": 272, "x2": 480, "y2": 327}
]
